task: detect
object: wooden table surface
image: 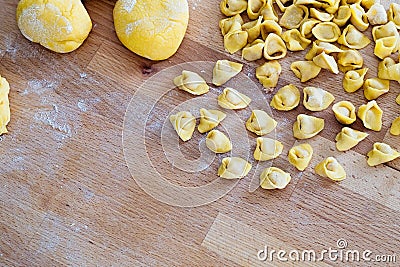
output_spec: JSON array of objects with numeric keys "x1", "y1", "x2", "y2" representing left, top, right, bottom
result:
[{"x1": 1, "y1": 0, "x2": 399, "y2": 266}]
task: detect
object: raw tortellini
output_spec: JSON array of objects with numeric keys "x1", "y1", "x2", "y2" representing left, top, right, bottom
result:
[
  {"x1": 220, "y1": 0, "x2": 247, "y2": 16},
  {"x1": 332, "y1": 101, "x2": 357, "y2": 125},
  {"x1": 388, "y1": 3, "x2": 400, "y2": 29},
  {"x1": 363, "y1": 78, "x2": 390, "y2": 100},
  {"x1": 247, "y1": 0, "x2": 267, "y2": 20},
  {"x1": 372, "y1": 21, "x2": 400, "y2": 59},
  {"x1": 366, "y1": 3, "x2": 388, "y2": 25},
  {"x1": 218, "y1": 157, "x2": 252, "y2": 179},
  {"x1": 242, "y1": 39, "x2": 264, "y2": 61},
  {"x1": 218, "y1": 88, "x2": 251, "y2": 109},
  {"x1": 263, "y1": 33, "x2": 287, "y2": 60},
  {"x1": 206, "y1": 130, "x2": 232, "y2": 153},
  {"x1": 219, "y1": 14, "x2": 243, "y2": 36},
  {"x1": 357, "y1": 100, "x2": 383, "y2": 131},
  {"x1": 312, "y1": 52, "x2": 339, "y2": 74},
  {"x1": 288, "y1": 143, "x2": 313, "y2": 171},
  {"x1": 281, "y1": 29, "x2": 311, "y2": 51},
  {"x1": 312, "y1": 22, "x2": 341, "y2": 42},
  {"x1": 246, "y1": 110, "x2": 277, "y2": 136},
  {"x1": 293, "y1": 114, "x2": 324, "y2": 139},
  {"x1": 169, "y1": 111, "x2": 196, "y2": 142},
  {"x1": 349, "y1": 3, "x2": 369, "y2": 32},
  {"x1": 270, "y1": 84, "x2": 300, "y2": 111},
  {"x1": 291, "y1": 61, "x2": 321, "y2": 82},
  {"x1": 338, "y1": 24, "x2": 370, "y2": 49},
  {"x1": 242, "y1": 16, "x2": 262, "y2": 43},
  {"x1": 198, "y1": 108, "x2": 226, "y2": 133},
  {"x1": 0, "y1": 75, "x2": 10, "y2": 135},
  {"x1": 253, "y1": 137, "x2": 283, "y2": 161},
  {"x1": 315, "y1": 157, "x2": 346, "y2": 181},
  {"x1": 303, "y1": 87, "x2": 335, "y2": 111},
  {"x1": 335, "y1": 127, "x2": 369, "y2": 151},
  {"x1": 367, "y1": 142, "x2": 400, "y2": 166},
  {"x1": 260, "y1": 167, "x2": 291, "y2": 189},
  {"x1": 173, "y1": 70, "x2": 209, "y2": 95},
  {"x1": 337, "y1": 49, "x2": 364, "y2": 72},
  {"x1": 224, "y1": 28, "x2": 248, "y2": 54},
  {"x1": 377, "y1": 57, "x2": 400, "y2": 81},
  {"x1": 390, "y1": 117, "x2": 400, "y2": 136},
  {"x1": 343, "y1": 68, "x2": 368, "y2": 93},
  {"x1": 279, "y1": 4, "x2": 308, "y2": 29},
  {"x1": 212, "y1": 60, "x2": 243, "y2": 86},
  {"x1": 256, "y1": 60, "x2": 282, "y2": 88},
  {"x1": 333, "y1": 5, "x2": 351, "y2": 27}
]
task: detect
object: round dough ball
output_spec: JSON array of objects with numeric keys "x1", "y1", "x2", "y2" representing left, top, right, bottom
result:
[
  {"x1": 113, "y1": 0, "x2": 189, "y2": 60},
  {"x1": 16, "y1": 0, "x2": 92, "y2": 53}
]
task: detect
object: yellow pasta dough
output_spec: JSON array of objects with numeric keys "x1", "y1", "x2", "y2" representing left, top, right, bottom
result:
[
  {"x1": 242, "y1": 39, "x2": 264, "y2": 61},
  {"x1": 260, "y1": 167, "x2": 291, "y2": 189},
  {"x1": 390, "y1": 117, "x2": 400, "y2": 136},
  {"x1": 218, "y1": 157, "x2": 252, "y2": 179},
  {"x1": 310, "y1": 7, "x2": 333, "y2": 21},
  {"x1": 299, "y1": 18, "x2": 320, "y2": 39},
  {"x1": 282, "y1": 29, "x2": 311, "y2": 51},
  {"x1": 312, "y1": 52, "x2": 339, "y2": 74},
  {"x1": 263, "y1": 33, "x2": 287, "y2": 60},
  {"x1": 169, "y1": 111, "x2": 196, "y2": 141},
  {"x1": 206, "y1": 130, "x2": 232, "y2": 153},
  {"x1": 293, "y1": 114, "x2": 324, "y2": 139},
  {"x1": 254, "y1": 137, "x2": 283, "y2": 161},
  {"x1": 361, "y1": 0, "x2": 379, "y2": 10},
  {"x1": 219, "y1": 14, "x2": 243, "y2": 36},
  {"x1": 173, "y1": 70, "x2": 209, "y2": 95},
  {"x1": 350, "y1": 3, "x2": 369, "y2": 31},
  {"x1": 372, "y1": 21, "x2": 399, "y2": 59},
  {"x1": 366, "y1": 3, "x2": 388, "y2": 25},
  {"x1": 218, "y1": 88, "x2": 251, "y2": 109},
  {"x1": 305, "y1": 41, "x2": 342, "y2": 60},
  {"x1": 256, "y1": 60, "x2": 282, "y2": 88},
  {"x1": 367, "y1": 142, "x2": 400, "y2": 166},
  {"x1": 333, "y1": 5, "x2": 351, "y2": 26},
  {"x1": 260, "y1": 0, "x2": 278, "y2": 21},
  {"x1": 377, "y1": 57, "x2": 400, "y2": 81},
  {"x1": 288, "y1": 143, "x2": 313, "y2": 171},
  {"x1": 224, "y1": 28, "x2": 248, "y2": 54},
  {"x1": 0, "y1": 75, "x2": 11, "y2": 135},
  {"x1": 291, "y1": 61, "x2": 321, "y2": 82},
  {"x1": 212, "y1": 60, "x2": 243, "y2": 86},
  {"x1": 220, "y1": 0, "x2": 247, "y2": 16},
  {"x1": 312, "y1": 22, "x2": 341, "y2": 42},
  {"x1": 337, "y1": 49, "x2": 364, "y2": 72},
  {"x1": 396, "y1": 94, "x2": 400, "y2": 105},
  {"x1": 388, "y1": 3, "x2": 400, "y2": 29},
  {"x1": 279, "y1": 4, "x2": 309, "y2": 29},
  {"x1": 363, "y1": 78, "x2": 390, "y2": 100},
  {"x1": 270, "y1": 84, "x2": 300, "y2": 111},
  {"x1": 338, "y1": 24, "x2": 370, "y2": 49},
  {"x1": 303, "y1": 86, "x2": 335, "y2": 111},
  {"x1": 260, "y1": 20, "x2": 283, "y2": 39},
  {"x1": 198, "y1": 108, "x2": 226, "y2": 133},
  {"x1": 246, "y1": 110, "x2": 277, "y2": 136},
  {"x1": 357, "y1": 100, "x2": 383, "y2": 131},
  {"x1": 343, "y1": 68, "x2": 368, "y2": 93},
  {"x1": 247, "y1": 0, "x2": 266, "y2": 20},
  {"x1": 315, "y1": 157, "x2": 346, "y2": 181},
  {"x1": 332, "y1": 101, "x2": 357, "y2": 125},
  {"x1": 242, "y1": 16, "x2": 263, "y2": 43},
  {"x1": 335, "y1": 127, "x2": 368, "y2": 151}
]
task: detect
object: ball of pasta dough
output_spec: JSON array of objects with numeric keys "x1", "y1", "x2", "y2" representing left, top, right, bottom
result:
[
  {"x1": 16, "y1": 0, "x2": 92, "y2": 53},
  {"x1": 113, "y1": 0, "x2": 189, "y2": 60}
]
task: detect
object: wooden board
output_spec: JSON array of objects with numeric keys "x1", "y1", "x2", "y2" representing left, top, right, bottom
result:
[{"x1": 0, "y1": 0, "x2": 399, "y2": 266}]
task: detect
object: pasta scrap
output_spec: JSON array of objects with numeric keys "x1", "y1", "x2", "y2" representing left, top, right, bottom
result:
[
  {"x1": 288, "y1": 143, "x2": 313, "y2": 171},
  {"x1": 218, "y1": 157, "x2": 252, "y2": 179},
  {"x1": 169, "y1": 111, "x2": 196, "y2": 142},
  {"x1": 206, "y1": 130, "x2": 232, "y2": 153},
  {"x1": 343, "y1": 68, "x2": 368, "y2": 93},
  {"x1": 260, "y1": 167, "x2": 291, "y2": 189},
  {"x1": 396, "y1": 94, "x2": 400, "y2": 105},
  {"x1": 173, "y1": 70, "x2": 209, "y2": 95},
  {"x1": 357, "y1": 100, "x2": 383, "y2": 131},
  {"x1": 198, "y1": 108, "x2": 226, "y2": 133},
  {"x1": 315, "y1": 157, "x2": 346, "y2": 181},
  {"x1": 212, "y1": 60, "x2": 243, "y2": 86},
  {"x1": 390, "y1": 117, "x2": 400, "y2": 136},
  {"x1": 291, "y1": 61, "x2": 321, "y2": 82},
  {"x1": 254, "y1": 137, "x2": 283, "y2": 161},
  {"x1": 335, "y1": 127, "x2": 368, "y2": 151},
  {"x1": 293, "y1": 114, "x2": 325, "y2": 139},
  {"x1": 256, "y1": 60, "x2": 282, "y2": 88},
  {"x1": 218, "y1": 87, "x2": 251, "y2": 109},
  {"x1": 367, "y1": 142, "x2": 400, "y2": 166},
  {"x1": 246, "y1": 109, "x2": 277, "y2": 136},
  {"x1": 270, "y1": 84, "x2": 300, "y2": 111},
  {"x1": 332, "y1": 101, "x2": 357, "y2": 125},
  {"x1": 363, "y1": 77, "x2": 390, "y2": 100},
  {"x1": 303, "y1": 86, "x2": 335, "y2": 111}
]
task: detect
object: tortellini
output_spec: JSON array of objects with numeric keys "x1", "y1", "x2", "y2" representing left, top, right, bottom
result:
[
  {"x1": 263, "y1": 33, "x2": 287, "y2": 60},
  {"x1": 206, "y1": 130, "x2": 232, "y2": 153},
  {"x1": 219, "y1": 14, "x2": 243, "y2": 36},
  {"x1": 390, "y1": 117, "x2": 400, "y2": 136},
  {"x1": 198, "y1": 108, "x2": 226, "y2": 133},
  {"x1": 247, "y1": 0, "x2": 266, "y2": 20},
  {"x1": 315, "y1": 157, "x2": 346, "y2": 181},
  {"x1": 212, "y1": 60, "x2": 243, "y2": 86},
  {"x1": 224, "y1": 28, "x2": 248, "y2": 54},
  {"x1": 377, "y1": 57, "x2": 400, "y2": 81},
  {"x1": 0, "y1": 75, "x2": 10, "y2": 135},
  {"x1": 246, "y1": 110, "x2": 277, "y2": 136},
  {"x1": 260, "y1": 0, "x2": 278, "y2": 21},
  {"x1": 372, "y1": 21, "x2": 399, "y2": 59},
  {"x1": 335, "y1": 127, "x2": 368, "y2": 151},
  {"x1": 288, "y1": 143, "x2": 313, "y2": 171},
  {"x1": 303, "y1": 86, "x2": 335, "y2": 111},
  {"x1": 388, "y1": 3, "x2": 400, "y2": 29},
  {"x1": 173, "y1": 70, "x2": 209, "y2": 95},
  {"x1": 242, "y1": 16, "x2": 262, "y2": 43},
  {"x1": 312, "y1": 52, "x2": 339, "y2": 74},
  {"x1": 312, "y1": 22, "x2": 341, "y2": 42},
  {"x1": 282, "y1": 29, "x2": 311, "y2": 51},
  {"x1": 254, "y1": 137, "x2": 283, "y2": 161},
  {"x1": 220, "y1": 0, "x2": 247, "y2": 16},
  {"x1": 343, "y1": 68, "x2": 368, "y2": 93},
  {"x1": 169, "y1": 111, "x2": 196, "y2": 142},
  {"x1": 218, "y1": 87, "x2": 251, "y2": 109},
  {"x1": 332, "y1": 101, "x2": 357, "y2": 124},
  {"x1": 337, "y1": 49, "x2": 364, "y2": 72},
  {"x1": 260, "y1": 20, "x2": 282, "y2": 39},
  {"x1": 242, "y1": 39, "x2": 264, "y2": 61},
  {"x1": 366, "y1": 3, "x2": 388, "y2": 25},
  {"x1": 350, "y1": 3, "x2": 369, "y2": 31},
  {"x1": 300, "y1": 18, "x2": 320, "y2": 38},
  {"x1": 260, "y1": 167, "x2": 291, "y2": 189},
  {"x1": 305, "y1": 41, "x2": 342, "y2": 60},
  {"x1": 333, "y1": 5, "x2": 351, "y2": 26},
  {"x1": 337, "y1": 24, "x2": 370, "y2": 49},
  {"x1": 367, "y1": 142, "x2": 400, "y2": 166},
  {"x1": 270, "y1": 84, "x2": 300, "y2": 111},
  {"x1": 218, "y1": 157, "x2": 252, "y2": 179},
  {"x1": 291, "y1": 61, "x2": 321, "y2": 82},
  {"x1": 279, "y1": 4, "x2": 309, "y2": 29},
  {"x1": 357, "y1": 100, "x2": 383, "y2": 131},
  {"x1": 256, "y1": 60, "x2": 282, "y2": 88},
  {"x1": 293, "y1": 114, "x2": 325, "y2": 139},
  {"x1": 363, "y1": 78, "x2": 390, "y2": 100},
  {"x1": 310, "y1": 8, "x2": 333, "y2": 21}
]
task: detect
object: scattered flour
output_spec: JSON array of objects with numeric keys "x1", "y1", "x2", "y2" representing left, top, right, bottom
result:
[{"x1": 77, "y1": 98, "x2": 100, "y2": 112}]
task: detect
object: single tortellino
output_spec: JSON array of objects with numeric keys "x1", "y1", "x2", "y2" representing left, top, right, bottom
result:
[
  {"x1": 363, "y1": 78, "x2": 390, "y2": 100},
  {"x1": 219, "y1": 14, "x2": 243, "y2": 36},
  {"x1": 198, "y1": 108, "x2": 226, "y2": 133},
  {"x1": 310, "y1": 8, "x2": 334, "y2": 21},
  {"x1": 390, "y1": 117, "x2": 400, "y2": 136},
  {"x1": 293, "y1": 114, "x2": 325, "y2": 139},
  {"x1": 288, "y1": 143, "x2": 313, "y2": 171},
  {"x1": 367, "y1": 142, "x2": 400, "y2": 166},
  {"x1": 281, "y1": 29, "x2": 311, "y2": 51},
  {"x1": 305, "y1": 41, "x2": 342, "y2": 60},
  {"x1": 377, "y1": 57, "x2": 400, "y2": 81},
  {"x1": 260, "y1": 0, "x2": 278, "y2": 21},
  {"x1": 303, "y1": 86, "x2": 335, "y2": 111},
  {"x1": 0, "y1": 75, "x2": 11, "y2": 135},
  {"x1": 212, "y1": 60, "x2": 243, "y2": 86},
  {"x1": 169, "y1": 111, "x2": 196, "y2": 142},
  {"x1": 218, "y1": 88, "x2": 251, "y2": 109},
  {"x1": 247, "y1": 0, "x2": 267, "y2": 20},
  {"x1": 388, "y1": 3, "x2": 400, "y2": 29},
  {"x1": 350, "y1": 3, "x2": 369, "y2": 31},
  {"x1": 260, "y1": 20, "x2": 283, "y2": 39},
  {"x1": 333, "y1": 5, "x2": 351, "y2": 26},
  {"x1": 366, "y1": 3, "x2": 388, "y2": 25},
  {"x1": 335, "y1": 127, "x2": 368, "y2": 151},
  {"x1": 242, "y1": 16, "x2": 263, "y2": 43},
  {"x1": 173, "y1": 70, "x2": 209, "y2": 95},
  {"x1": 312, "y1": 52, "x2": 339, "y2": 74},
  {"x1": 224, "y1": 29, "x2": 248, "y2": 54},
  {"x1": 260, "y1": 167, "x2": 291, "y2": 189},
  {"x1": 206, "y1": 130, "x2": 232, "y2": 153},
  {"x1": 256, "y1": 60, "x2": 282, "y2": 88},
  {"x1": 372, "y1": 21, "x2": 399, "y2": 41},
  {"x1": 300, "y1": 18, "x2": 320, "y2": 38},
  {"x1": 246, "y1": 110, "x2": 277, "y2": 136},
  {"x1": 291, "y1": 61, "x2": 321, "y2": 82},
  {"x1": 374, "y1": 37, "x2": 399, "y2": 59},
  {"x1": 337, "y1": 49, "x2": 364, "y2": 72},
  {"x1": 254, "y1": 137, "x2": 283, "y2": 161},
  {"x1": 315, "y1": 157, "x2": 346, "y2": 181},
  {"x1": 220, "y1": 0, "x2": 248, "y2": 16},
  {"x1": 270, "y1": 84, "x2": 300, "y2": 111},
  {"x1": 357, "y1": 100, "x2": 383, "y2": 131},
  {"x1": 338, "y1": 24, "x2": 370, "y2": 49},
  {"x1": 332, "y1": 101, "x2": 356, "y2": 124},
  {"x1": 263, "y1": 33, "x2": 287, "y2": 60},
  {"x1": 279, "y1": 4, "x2": 309, "y2": 29},
  {"x1": 312, "y1": 22, "x2": 341, "y2": 42},
  {"x1": 343, "y1": 68, "x2": 368, "y2": 93},
  {"x1": 218, "y1": 157, "x2": 252, "y2": 179},
  {"x1": 242, "y1": 39, "x2": 264, "y2": 61}
]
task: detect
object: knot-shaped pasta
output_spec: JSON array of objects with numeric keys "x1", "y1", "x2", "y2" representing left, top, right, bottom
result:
[
  {"x1": 357, "y1": 100, "x2": 383, "y2": 131},
  {"x1": 256, "y1": 60, "x2": 282, "y2": 88},
  {"x1": 303, "y1": 86, "x2": 335, "y2": 111},
  {"x1": 260, "y1": 167, "x2": 291, "y2": 189},
  {"x1": 198, "y1": 108, "x2": 226, "y2": 133},
  {"x1": 263, "y1": 33, "x2": 287, "y2": 60},
  {"x1": 367, "y1": 142, "x2": 400, "y2": 166},
  {"x1": 279, "y1": 4, "x2": 309, "y2": 29},
  {"x1": 212, "y1": 60, "x2": 243, "y2": 86},
  {"x1": 288, "y1": 143, "x2": 313, "y2": 171},
  {"x1": 315, "y1": 157, "x2": 346, "y2": 181},
  {"x1": 246, "y1": 110, "x2": 277, "y2": 135},
  {"x1": 169, "y1": 111, "x2": 196, "y2": 142},
  {"x1": 390, "y1": 117, "x2": 400, "y2": 136},
  {"x1": 254, "y1": 137, "x2": 283, "y2": 161},
  {"x1": 260, "y1": 20, "x2": 283, "y2": 39},
  {"x1": 312, "y1": 52, "x2": 339, "y2": 74},
  {"x1": 0, "y1": 75, "x2": 10, "y2": 135},
  {"x1": 260, "y1": 0, "x2": 279, "y2": 21},
  {"x1": 388, "y1": 3, "x2": 400, "y2": 29},
  {"x1": 343, "y1": 68, "x2": 368, "y2": 93},
  {"x1": 247, "y1": 0, "x2": 267, "y2": 20},
  {"x1": 220, "y1": 0, "x2": 248, "y2": 16},
  {"x1": 270, "y1": 84, "x2": 300, "y2": 111},
  {"x1": 218, "y1": 87, "x2": 251, "y2": 109},
  {"x1": 281, "y1": 29, "x2": 311, "y2": 51},
  {"x1": 337, "y1": 49, "x2": 364, "y2": 72},
  {"x1": 206, "y1": 130, "x2": 232, "y2": 153},
  {"x1": 312, "y1": 22, "x2": 341, "y2": 42},
  {"x1": 366, "y1": 3, "x2": 388, "y2": 25},
  {"x1": 173, "y1": 70, "x2": 209, "y2": 95},
  {"x1": 338, "y1": 24, "x2": 371, "y2": 49},
  {"x1": 218, "y1": 157, "x2": 252, "y2": 179},
  {"x1": 350, "y1": 3, "x2": 369, "y2": 31},
  {"x1": 224, "y1": 29, "x2": 248, "y2": 54},
  {"x1": 310, "y1": 8, "x2": 334, "y2": 21},
  {"x1": 363, "y1": 78, "x2": 390, "y2": 100},
  {"x1": 332, "y1": 101, "x2": 357, "y2": 124},
  {"x1": 377, "y1": 57, "x2": 400, "y2": 81},
  {"x1": 219, "y1": 14, "x2": 243, "y2": 36},
  {"x1": 242, "y1": 16, "x2": 263, "y2": 43},
  {"x1": 333, "y1": 5, "x2": 351, "y2": 26},
  {"x1": 242, "y1": 39, "x2": 264, "y2": 61},
  {"x1": 300, "y1": 18, "x2": 320, "y2": 38},
  {"x1": 293, "y1": 114, "x2": 325, "y2": 139},
  {"x1": 305, "y1": 41, "x2": 342, "y2": 60},
  {"x1": 335, "y1": 127, "x2": 368, "y2": 151},
  {"x1": 291, "y1": 61, "x2": 321, "y2": 82}
]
